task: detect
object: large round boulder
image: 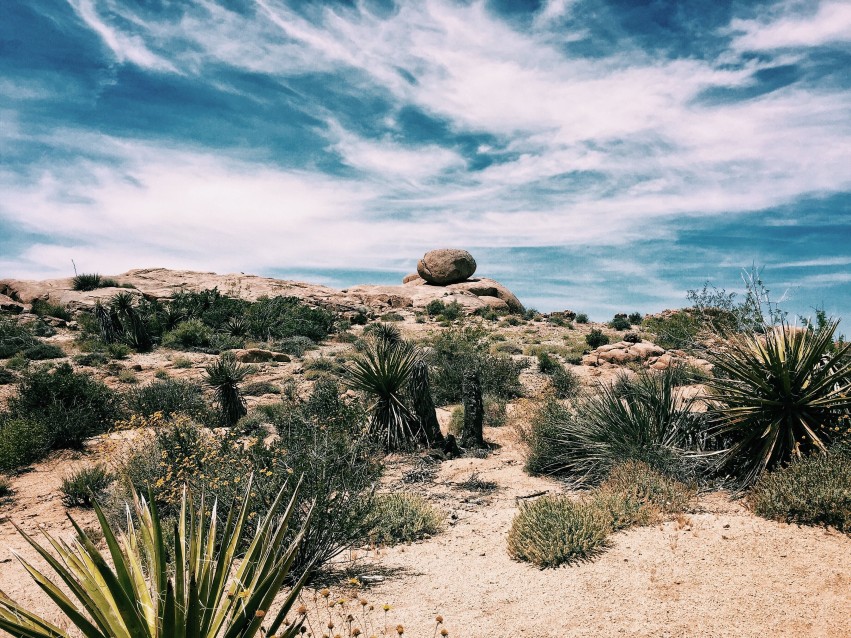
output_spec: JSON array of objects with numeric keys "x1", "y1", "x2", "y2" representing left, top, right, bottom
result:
[{"x1": 417, "y1": 249, "x2": 476, "y2": 285}]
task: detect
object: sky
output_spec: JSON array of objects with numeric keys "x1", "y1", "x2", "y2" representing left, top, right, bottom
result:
[{"x1": 1, "y1": 0, "x2": 850, "y2": 321}]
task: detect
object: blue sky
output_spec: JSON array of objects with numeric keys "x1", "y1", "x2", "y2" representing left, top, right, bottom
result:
[{"x1": 1, "y1": 0, "x2": 850, "y2": 320}]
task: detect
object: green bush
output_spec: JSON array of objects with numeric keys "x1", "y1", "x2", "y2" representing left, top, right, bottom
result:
[
  {"x1": 9, "y1": 363, "x2": 124, "y2": 449},
  {"x1": 73, "y1": 352, "x2": 109, "y2": 367},
  {"x1": 575, "y1": 313, "x2": 589, "y2": 324},
  {"x1": 585, "y1": 329, "x2": 609, "y2": 348},
  {"x1": 115, "y1": 381, "x2": 380, "y2": 579},
  {"x1": 127, "y1": 378, "x2": 208, "y2": 420},
  {"x1": 426, "y1": 299, "x2": 446, "y2": 317},
  {"x1": 549, "y1": 365, "x2": 580, "y2": 399},
  {"x1": 524, "y1": 368, "x2": 708, "y2": 483},
  {"x1": 0, "y1": 476, "x2": 10, "y2": 498},
  {"x1": 628, "y1": 312, "x2": 643, "y2": 325},
  {"x1": 507, "y1": 494, "x2": 610, "y2": 568},
  {"x1": 204, "y1": 353, "x2": 249, "y2": 426},
  {"x1": 707, "y1": 321, "x2": 851, "y2": 485},
  {"x1": 30, "y1": 299, "x2": 71, "y2": 321},
  {"x1": 609, "y1": 314, "x2": 631, "y2": 331},
  {"x1": 0, "y1": 367, "x2": 16, "y2": 385},
  {"x1": 245, "y1": 295, "x2": 335, "y2": 342},
  {"x1": 274, "y1": 335, "x2": 316, "y2": 357},
  {"x1": 642, "y1": 311, "x2": 702, "y2": 350},
  {"x1": 0, "y1": 416, "x2": 50, "y2": 471},
  {"x1": 440, "y1": 300, "x2": 463, "y2": 321},
  {"x1": 483, "y1": 395, "x2": 508, "y2": 427},
  {"x1": 0, "y1": 317, "x2": 37, "y2": 358},
  {"x1": 537, "y1": 351, "x2": 560, "y2": 374},
  {"x1": 20, "y1": 341, "x2": 64, "y2": 360},
  {"x1": 60, "y1": 465, "x2": 114, "y2": 508},
  {"x1": 162, "y1": 318, "x2": 214, "y2": 349},
  {"x1": 597, "y1": 460, "x2": 695, "y2": 519},
  {"x1": 72, "y1": 273, "x2": 119, "y2": 291},
  {"x1": 748, "y1": 445, "x2": 851, "y2": 532},
  {"x1": 368, "y1": 493, "x2": 443, "y2": 545},
  {"x1": 242, "y1": 381, "x2": 281, "y2": 396},
  {"x1": 429, "y1": 327, "x2": 526, "y2": 405},
  {"x1": 381, "y1": 311, "x2": 405, "y2": 322}
]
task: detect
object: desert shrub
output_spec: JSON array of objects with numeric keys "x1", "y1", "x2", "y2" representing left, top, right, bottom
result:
[
  {"x1": 127, "y1": 378, "x2": 208, "y2": 420},
  {"x1": 162, "y1": 318, "x2": 214, "y2": 349},
  {"x1": 9, "y1": 363, "x2": 124, "y2": 449},
  {"x1": 30, "y1": 299, "x2": 71, "y2": 321},
  {"x1": 507, "y1": 495, "x2": 610, "y2": 567},
  {"x1": 549, "y1": 365, "x2": 580, "y2": 399},
  {"x1": 707, "y1": 320, "x2": 851, "y2": 485},
  {"x1": 73, "y1": 352, "x2": 109, "y2": 367},
  {"x1": 20, "y1": 341, "x2": 65, "y2": 360},
  {"x1": 72, "y1": 273, "x2": 119, "y2": 291},
  {"x1": 537, "y1": 351, "x2": 560, "y2": 374},
  {"x1": 440, "y1": 300, "x2": 463, "y2": 321},
  {"x1": 0, "y1": 317, "x2": 36, "y2": 358},
  {"x1": 116, "y1": 368, "x2": 138, "y2": 384},
  {"x1": 666, "y1": 362, "x2": 710, "y2": 386},
  {"x1": 628, "y1": 312, "x2": 643, "y2": 325},
  {"x1": 483, "y1": 395, "x2": 508, "y2": 427},
  {"x1": 575, "y1": 313, "x2": 589, "y2": 324},
  {"x1": 242, "y1": 380, "x2": 281, "y2": 396},
  {"x1": 623, "y1": 331, "x2": 641, "y2": 343},
  {"x1": 245, "y1": 295, "x2": 335, "y2": 341},
  {"x1": 4, "y1": 355, "x2": 28, "y2": 370},
  {"x1": 585, "y1": 329, "x2": 609, "y2": 348},
  {"x1": 368, "y1": 493, "x2": 443, "y2": 545},
  {"x1": 60, "y1": 465, "x2": 114, "y2": 507},
  {"x1": 275, "y1": 335, "x2": 316, "y2": 357},
  {"x1": 524, "y1": 368, "x2": 708, "y2": 483},
  {"x1": 0, "y1": 416, "x2": 50, "y2": 471},
  {"x1": 204, "y1": 352, "x2": 249, "y2": 426},
  {"x1": 642, "y1": 311, "x2": 702, "y2": 350},
  {"x1": 596, "y1": 460, "x2": 695, "y2": 520},
  {"x1": 748, "y1": 446, "x2": 851, "y2": 533},
  {"x1": 0, "y1": 367, "x2": 16, "y2": 385},
  {"x1": 0, "y1": 476, "x2": 10, "y2": 498},
  {"x1": 171, "y1": 356, "x2": 193, "y2": 368},
  {"x1": 303, "y1": 354, "x2": 347, "y2": 380},
  {"x1": 426, "y1": 299, "x2": 446, "y2": 316},
  {"x1": 381, "y1": 311, "x2": 404, "y2": 322},
  {"x1": 609, "y1": 314, "x2": 631, "y2": 331},
  {"x1": 428, "y1": 327, "x2": 526, "y2": 405},
  {"x1": 493, "y1": 341, "x2": 522, "y2": 355}
]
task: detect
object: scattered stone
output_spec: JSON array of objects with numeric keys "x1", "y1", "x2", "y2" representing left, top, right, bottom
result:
[{"x1": 417, "y1": 249, "x2": 476, "y2": 285}]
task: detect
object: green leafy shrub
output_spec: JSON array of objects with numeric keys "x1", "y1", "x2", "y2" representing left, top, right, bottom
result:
[
  {"x1": 483, "y1": 395, "x2": 508, "y2": 427},
  {"x1": 537, "y1": 351, "x2": 560, "y2": 374},
  {"x1": 748, "y1": 446, "x2": 851, "y2": 533},
  {"x1": 30, "y1": 298, "x2": 71, "y2": 321},
  {"x1": 426, "y1": 299, "x2": 446, "y2": 316},
  {"x1": 60, "y1": 464, "x2": 114, "y2": 507},
  {"x1": 440, "y1": 300, "x2": 463, "y2": 321},
  {"x1": 368, "y1": 493, "x2": 443, "y2": 545},
  {"x1": 0, "y1": 367, "x2": 16, "y2": 385},
  {"x1": 549, "y1": 365, "x2": 580, "y2": 399},
  {"x1": 609, "y1": 314, "x2": 631, "y2": 331},
  {"x1": 0, "y1": 479, "x2": 311, "y2": 638},
  {"x1": 21, "y1": 341, "x2": 65, "y2": 360},
  {"x1": 585, "y1": 329, "x2": 609, "y2": 348},
  {"x1": 0, "y1": 476, "x2": 10, "y2": 498},
  {"x1": 127, "y1": 378, "x2": 208, "y2": 420},
  {"x1": 205, "y1": 352, "x2": 249, "y2": 426},
  {"x1": 707, "y1": 320, "x2": 851, "y2": 485},
  {"x1": 596, "y1": 460, "x2": 695, "y2": 520},
  {"x1": 507, "y1": 494, "x2": 610, "y2": 567},
  {"x1": 628, "y1": 312, "x2": 643, "y2": 325},
  {"x1": 245, "y1": 295, "x2": 335, "y2": 342},
  {"x1": 429, "y1": 327, "x2": 526, "y2": 405},
  {"x1": 71, "y1": 272, "x2": 119, "y2": 291},
  {"x1": 162, "y1": 318, "x2": 214, "y2": 349},
  {"x1": 275, "y1": 335, "x2": 316, "y2": 357},
  {"x1": 242, "y1": 380, "x2": 281, "y2": 396},
  {"x1": 642, "y1": 311, "x2": 702, "y2": 350},
  {"x1": 575, "y1": 313, "x2": 589, "y2": 324},
  {"x1": 73, "y1": 352, "x2": 109, "y2": 367},
  {"x1": 9, "y1": 363, "x2": 124, "y2": 449},
  {"x1": 0, "y1": 416, "x2": 50, "y2": 471},
  {"x1": 381, "y1": 311, "x2": 405, "y2": 322},
  {"x1": 524, "y1": 368, "x2": 708, "y2": 483},
  {"x1": 0, "y1": 317, "x2": 36, "y2": 358}
]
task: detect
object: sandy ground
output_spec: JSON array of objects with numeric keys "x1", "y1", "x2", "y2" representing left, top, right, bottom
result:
[{"x1": 2, "y1": 424, "x2": 849, "y2": 638}]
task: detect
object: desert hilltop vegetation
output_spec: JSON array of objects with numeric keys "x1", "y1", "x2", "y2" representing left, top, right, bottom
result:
[{"x1": 0, "y1": 249, "x2": 849, "y2": 637}]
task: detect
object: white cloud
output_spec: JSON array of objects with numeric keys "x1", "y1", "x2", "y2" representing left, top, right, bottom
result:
[{"x1": 730, "y1": 1, "x2": 851, "y2": 51}]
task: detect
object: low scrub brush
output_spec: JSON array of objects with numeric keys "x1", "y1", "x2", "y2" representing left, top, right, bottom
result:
[{"x1": 368, "y1": 493, "x2": 443, "y2": 546}]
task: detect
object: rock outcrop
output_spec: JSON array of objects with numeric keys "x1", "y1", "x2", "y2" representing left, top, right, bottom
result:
[
  {"x1": 582, "y1": 339, "x2": 712, "y2": 374},
  {"x1": 0, "y1": 266, "x2": 525, "y2": 318},
  {"x1": 417, "y1": 249, "x2": 476, "y2": 285}
]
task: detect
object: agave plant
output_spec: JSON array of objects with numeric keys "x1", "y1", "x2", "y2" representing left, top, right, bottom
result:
[
  {"x1": 0, "y1": 477, "x2": 313, "y2": 637},
  {"x1": 707, "y1": 319, "x2": 851, "y2": 485},
  {"x1": 205, "y1": 352, "x2": 250, "y2": 426},
  {"x1": 347, "y1": 337, "x2": 420, "y2": 450}
]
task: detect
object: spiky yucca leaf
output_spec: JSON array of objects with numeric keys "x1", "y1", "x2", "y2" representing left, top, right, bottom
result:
[
  {"x1": 347, "y1": 338, "x2": 420, "y2": 450},
  {"x1": 0, "y1": 478, "x2": 313, "y2": 638},
  {"x1": 205, "y1": 353, "x2": 250, "y2": 426},
  {"x1": 707, "y1": 320, "x2": 851, "y2": 486}
]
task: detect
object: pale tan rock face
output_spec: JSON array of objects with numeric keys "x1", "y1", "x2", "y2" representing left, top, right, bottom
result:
[
  {"x1": 416, "y1": 249, "x2": 476, "y2": 285},
  {"x1": 0, "y1": 267, "x2": 525, "y2": 316}
]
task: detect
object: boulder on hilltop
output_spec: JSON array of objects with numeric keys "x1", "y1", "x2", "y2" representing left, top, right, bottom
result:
[{"x1": 417, "y1": 249, "x2": 476, "y2": 285}]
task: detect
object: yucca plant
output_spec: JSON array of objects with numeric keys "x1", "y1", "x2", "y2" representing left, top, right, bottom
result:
[
  {"x1": 0, "y1": 477, "x2": 313, "y2": 637},
  {"x1": 347, "y1": 337, "x2": 420, "y2": 450},
  {"x1": 72, "y1": 273, "x2": 104, "y2": 292},
  {"x1": 707, "y1": 319, "x2": 851, "y2": 486},
  {"x1": 205, "y1": 352, "x2": 250, "y2": 426}
]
